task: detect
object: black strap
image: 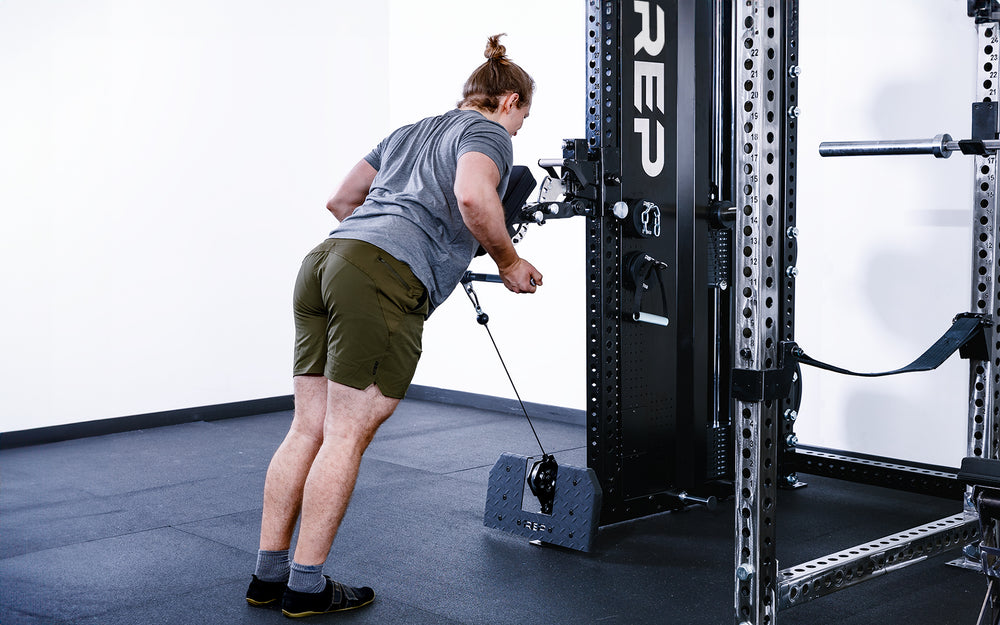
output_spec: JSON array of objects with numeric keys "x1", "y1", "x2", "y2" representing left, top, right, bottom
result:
[
  {"x1": 792, "y1": 314, "x2": 988, "y2": 377},
  {"x1": 628, "y1": 253, "x2": 668, "y2": 322}
]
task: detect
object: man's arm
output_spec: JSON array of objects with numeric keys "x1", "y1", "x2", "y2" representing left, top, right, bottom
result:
[
  {"x1": 454, "y1": 152, "x2": 542, "y2": 293},
  {"x1": 326, "y1": 159, "x2": 378, "y2": 221}
]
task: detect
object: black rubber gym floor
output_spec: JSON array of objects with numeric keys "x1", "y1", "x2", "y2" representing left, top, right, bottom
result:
[{"x1": 0, "y1": 398, "x2": 984, "y2": 624}]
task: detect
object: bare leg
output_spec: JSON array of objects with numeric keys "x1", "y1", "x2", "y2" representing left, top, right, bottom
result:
[
  {"x1": 291, "y1": 380, "x2": 399, "y2": 566},
  {"x1": 259, "y1": 375, "x2": 328, "y2": 551}
]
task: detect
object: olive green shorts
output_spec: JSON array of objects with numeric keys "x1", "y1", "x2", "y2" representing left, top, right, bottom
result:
[{"x1": 292, "y1": 238, "x2": 428, "y2": 399}]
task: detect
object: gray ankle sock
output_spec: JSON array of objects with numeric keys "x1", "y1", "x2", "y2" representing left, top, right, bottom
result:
[
  {"x1": 288, "y1": 561, "x2": 326, "y2": 594},
  {"x1": 254, "y1": 549, "x2": 290, "y2": 582}
]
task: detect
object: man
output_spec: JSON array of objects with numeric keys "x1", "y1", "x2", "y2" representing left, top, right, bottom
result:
[{"x1": 246, "y1": 34, "x2": 541, "y2": 618}]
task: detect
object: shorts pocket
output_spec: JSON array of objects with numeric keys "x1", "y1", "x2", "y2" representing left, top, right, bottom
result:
[{"x1": 377, "y1": 255, "x2": 427, "y2": 314}]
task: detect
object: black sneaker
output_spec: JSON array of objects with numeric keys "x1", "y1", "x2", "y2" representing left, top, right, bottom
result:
[
  {"x1": 246, "y1": 575, "x2": 287, "y2": 609},
  {"x1": 281, "y1": 576, "x2": 375, "y2": 618}
]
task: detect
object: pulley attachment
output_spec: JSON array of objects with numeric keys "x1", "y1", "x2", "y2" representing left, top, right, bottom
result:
[
  {"x1": 485, "y1": 453, "x2": 603, "y2": 552},
  {"x1": 461, "y1": 271, "x2": 603, "y2": 552},
  {"x1": 527, "y1": 454, "x2": 558, "y2": 515}
]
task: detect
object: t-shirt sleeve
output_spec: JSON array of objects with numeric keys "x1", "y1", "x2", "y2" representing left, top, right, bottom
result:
[
  {"x1": 457, "y1": 121, "x2": 514, "y2": 190},
  {"x1": 365, "y1": 123, "x2": 418, "y2": 171},
  {"x1": 364, "y1": 137, "x2": 387, "y2": 171}
]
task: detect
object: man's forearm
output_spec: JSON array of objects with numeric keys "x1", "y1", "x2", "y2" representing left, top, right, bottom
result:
[
  {"x1": 459, "y1": 195, "x2": 519, "y2": 270},
  {"x1": 327, "y1": 159, "x2": 378, "y2": 223},
  {"x1": 326, "y1": 198, "x2": 359, "y2": 222}
]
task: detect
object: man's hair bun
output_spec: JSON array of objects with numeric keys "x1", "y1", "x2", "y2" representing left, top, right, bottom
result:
[
  {"x1": 458, "y1": 33, "x2": 534, "y2": 111},
  {"x1": 485, "y1": 33, "x2": 508, "y2": 62}
]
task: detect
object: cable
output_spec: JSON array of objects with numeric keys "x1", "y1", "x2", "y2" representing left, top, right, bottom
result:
[
  {"x1": 481, "y1": 321, "x2": 547, "y2": 457},
  {"x1": 462, "y1": 276, "x2": 547, "y2": 457}
]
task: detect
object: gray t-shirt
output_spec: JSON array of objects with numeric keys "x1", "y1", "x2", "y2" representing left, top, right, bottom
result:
[{"x1": 331, "y1": 109, "x2": 513, "y2": 314}]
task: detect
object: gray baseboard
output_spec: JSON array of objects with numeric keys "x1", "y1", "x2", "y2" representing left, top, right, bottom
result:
[
  {"x1": 404, "y1": 384, "x2": 585, "y2": 426},
  {"x1": 0, "y1": 396, "x2": 294, "y2": 450},
  {"x1": 0, "y1": 386, "x2": 581, "y2": 450}
]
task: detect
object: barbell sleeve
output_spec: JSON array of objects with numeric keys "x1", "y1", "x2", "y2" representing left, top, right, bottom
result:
[{"x1": 819, "y1": 134, "x2": 953, "y2": 158}]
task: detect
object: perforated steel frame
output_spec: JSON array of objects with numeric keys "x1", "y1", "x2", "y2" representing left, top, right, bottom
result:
[
  {"x1": 585, "y1": 0, "x2": 625, "y2": 523},
  {"x1": 732, "y1": 1, "x2": 789, "y2": 622},
  {"x1": 777, "y1": 514, "x2": 979, "y2": 610},
  {"x1": 581, "y1": 4, "x2": 990, "y2": 623},
  {"x1": 740, "y1": 5, "x2": 995, "y2": 623},
  {"x1": 970, "y1": 21, "x2": 1000, "y2": 472},
  {"x1": 585, "y1": 0, "x2": 725, "y2": 526},
  {"x1": 791, "y1": 40, "x2": 1000, "y2": 494},
  {"x1": 959, "y1": 18, "x2": 1000, "y2": 572}
]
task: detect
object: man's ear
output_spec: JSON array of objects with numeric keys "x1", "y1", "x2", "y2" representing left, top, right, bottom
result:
[{"x1": 502, "y1": 92, "x2": 520, "y2": 113}]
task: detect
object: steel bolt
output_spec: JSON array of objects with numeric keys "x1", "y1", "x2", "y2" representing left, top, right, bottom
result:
[
  {"x1": 788, "y1": 105, "x2": 801, "y2": 118},
  {"x1": 785, "y1": 434, "x2": 799, "y2": 448},
  {"x1": 964, "y1": 543, "x2": 982, "y2": 561},
  {"x1": 785, "y1": 473, "x2": 799, "y2": 486},
  {"x1": 737, "y1": 564, "x2": 755, "y2": 581},
  {"x1": 786, "y1": 226, "x2": 799, "y2": 238},
  {"x1": 785, "y1": 266, "x2": 799, "y2": 278},
  {"x1": 612, "y1": 201, "x2": 629, "y2": 219},
  {"x1": 784, "y1": 409, "x2": 797, "y2": 422},
  {"x1": 789, "y1": 65, "x2": 802, "y2": 78}
]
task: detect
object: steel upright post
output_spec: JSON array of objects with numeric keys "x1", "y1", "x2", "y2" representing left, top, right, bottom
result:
[
  {"x1": 970, "y1": 20, "x2": 1000, "y2": 477},
  {"x1": 732, "y1": 0, "x2": 796, "y2": 623},
  {"x1": 966, "y1": 21, "x2": 1000, "y2": 558},
  {"x1": 585, "y1": 0, "x2": 624, "y2": 519}
]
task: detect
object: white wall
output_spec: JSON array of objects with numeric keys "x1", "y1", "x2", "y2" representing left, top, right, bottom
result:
[
  {"x1": 388, "y1": 0, "x2": 586, "y2": 411},
  {"x1": 0, "y1": 0, "x2": 585, "y2": 432},
  {"x1": 795, "y1": 0, "x2": 977, "y2": 466},
  {"x1": 0, "y1": 0, "x2": 391, "y2": 428},
  {"x1": 0, "y1": 0, "x2": 983, "y2": 470}
]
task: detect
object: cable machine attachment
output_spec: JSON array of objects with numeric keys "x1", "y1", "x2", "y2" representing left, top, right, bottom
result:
[
  {"x1": 462, "y1": 272, "x2": 603, "y2": 552},
  {"x1": 623, "y1": 251, "x2": 670, "y2": 327}
]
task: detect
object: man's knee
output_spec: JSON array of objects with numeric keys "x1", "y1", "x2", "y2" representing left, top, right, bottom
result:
[
  {"x1": 323, "y1": 382, "x2": 399, "y2": 444},
  {"x1": 286, "y1": 423, "x2": 324, "y2": 448}
]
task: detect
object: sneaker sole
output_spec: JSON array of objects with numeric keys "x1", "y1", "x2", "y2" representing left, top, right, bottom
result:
[
  {"x1": 281, "y1": 597, "x2": 375, "y2": 618},
  {"x1": 246, "y1": 597, "x2": 280, "y2": 608}
]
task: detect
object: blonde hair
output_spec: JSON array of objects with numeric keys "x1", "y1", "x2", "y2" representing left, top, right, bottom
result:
[{"x1": 457, "y1": 34, "x2": 535, "y2": 111}]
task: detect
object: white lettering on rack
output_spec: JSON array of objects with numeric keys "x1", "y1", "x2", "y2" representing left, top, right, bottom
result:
[{"x1": 633, "y1": 1, "x2": 666, "y2": 177}]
